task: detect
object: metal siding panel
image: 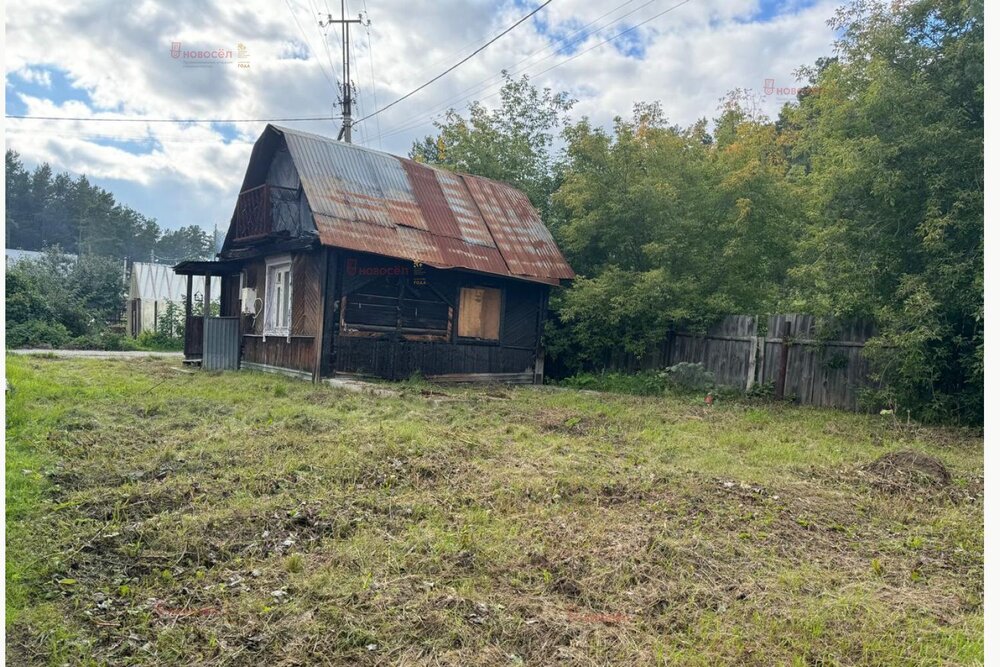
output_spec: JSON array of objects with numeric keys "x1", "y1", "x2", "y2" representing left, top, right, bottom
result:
[
  {"x1": 202, "y1": 317, "x2": 241, "y2": 370},
  {"x1": 462, "y1": 175, "x2": 576, "y2": 281},
  {"x1": 270, "y1": 125, "x2": 573, "y2": 285}
]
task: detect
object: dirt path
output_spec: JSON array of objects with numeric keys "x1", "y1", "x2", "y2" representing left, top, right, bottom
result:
[{"x1": 8, "y1": 349, "x2": 183, "y2": 359}]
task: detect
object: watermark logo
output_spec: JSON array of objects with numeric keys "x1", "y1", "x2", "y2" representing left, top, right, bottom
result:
[
  {"x1": 763, "y1": 78, "x2": 819, "y2": 99},
  {"x1": 346, "y1": 258, "x2": 411, "y2": 277},
  {"x1": 170, "y1": 41, "x2": 250, "y2": 69}
]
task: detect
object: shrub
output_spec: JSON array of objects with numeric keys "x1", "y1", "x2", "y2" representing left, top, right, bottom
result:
[
  {"x1": 560, "y1": 371, "x2": 669, "y2": 396},
  {"x1": 6, "y1": 321, "x2": 71, "y2": 349},
  {"x1": 135, "y1": 330, "x2": 183, "y2": 352},
  {"x1": 560, "y1": 362, "x2": 720, "y2": 397},
  {"x1": 659, "y1": 362, "x2": 716, "y2": 393}
]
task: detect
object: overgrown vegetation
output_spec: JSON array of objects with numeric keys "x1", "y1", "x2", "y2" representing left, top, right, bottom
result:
[
  {"x1": 6, "y1": 248, "x2": 128, "y2": 349},
  {"x1": 560, "y1": 363, "x2": 717, "y2": 397},
  {"x1": 5, "y1": 248, "x2": 189, "y2": 351},
  {"x1": 414, "y1": 0, "x2": 983, "y2": 424},
  {"x1": 5, "y1": 357, "x2": 983, "y2": 664}
]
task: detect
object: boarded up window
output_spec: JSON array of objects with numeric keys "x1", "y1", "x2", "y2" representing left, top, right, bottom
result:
[
  {"x1": 343, "y1": 278, "x2": 451, "y2": 338},
  {"x1": 458, "y1": 287, "x2": 501, "y2": 340},
  {"x1": 400, "y1": 284, "x2": 450, "y2": 334}
]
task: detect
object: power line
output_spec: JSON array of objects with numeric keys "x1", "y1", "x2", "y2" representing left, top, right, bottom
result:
[
  {"x1": 311, "y1": 0, "x2": 342, "y2": 91},
  {"x1": 5, "y1": 114, "x2": 337, "y2": 123},
  {"x1": 284, "y1": 0, "x2": 341, "y2": 94},
  {"x1": 320, "y1": 3, "x2": 365, "y2": 142},
  {"x1": 352, "y1": 0, "x2": 555, "y2": 126},
  {"x1": 361, "y1": 0, "x2": 657, "y2": 142},
  {"x1": 346, "y1": 0, "x2": 367, "y2": 145},
  {"x1": 361, "y1": 0, "x2": 383, "y2": 149},
  {"x1": 365, "y1": 0, "x2": 695, "y2": 145},
  {"x1": 532, "y1": 0, "x2": 695, "y2": 78},
  {"x1": 406, "y1": 0, "x2": 646, "y2": 125}
]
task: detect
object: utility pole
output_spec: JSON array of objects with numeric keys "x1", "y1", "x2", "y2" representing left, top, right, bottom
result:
[{"x1": 320, "y1": 2, "x2": 367, "y2": 143}]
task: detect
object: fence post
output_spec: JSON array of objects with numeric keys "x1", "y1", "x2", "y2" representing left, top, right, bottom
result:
[
  {"x1": 745, "y1": 319, "x2": 759, "y2": 392},
  {"x1": 775, "y1": 320, "x2": 792, "y2": 400}
]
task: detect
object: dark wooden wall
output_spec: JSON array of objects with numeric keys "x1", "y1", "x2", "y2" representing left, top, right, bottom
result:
[
  {"x1": 331, "y1": 252, "x2": 546, "y2": 381},
  {"x1": 239, "y1": 249, "x2": 324, "y2": 376}
]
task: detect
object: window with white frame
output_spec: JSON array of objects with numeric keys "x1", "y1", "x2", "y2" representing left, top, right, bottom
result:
[{"x1": 264, "y1": 255, "x2": 292, "y2": 336}]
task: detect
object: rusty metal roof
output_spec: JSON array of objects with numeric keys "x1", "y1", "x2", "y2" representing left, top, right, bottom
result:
[{"x1": 267, "y1": 124, "x2": 574, "y2": 285}]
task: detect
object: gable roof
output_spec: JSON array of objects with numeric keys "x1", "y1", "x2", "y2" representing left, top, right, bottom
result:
[{"x1": 231, "y1": 124, "x2": 574, "y2": 286}]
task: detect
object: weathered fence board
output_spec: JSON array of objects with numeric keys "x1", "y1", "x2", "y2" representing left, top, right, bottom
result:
[
  {"x1": 579, "y1": 313, "x2": 877, "y2": 411},
  {"x1": 757, "y1": 315, "x2": 876, "y2": 410}
]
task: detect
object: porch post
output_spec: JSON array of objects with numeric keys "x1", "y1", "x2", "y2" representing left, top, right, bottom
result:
[
  {"x1": 184, "y1": 274, "x2": 193, "y2": 358},
  {"x1": 203, "y1": 274, "x2": 212, "y2": 356}
]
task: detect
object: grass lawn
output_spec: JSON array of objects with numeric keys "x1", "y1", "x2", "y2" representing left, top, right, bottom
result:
[{"x1": 4, "y1": 355, "x2": 984, "y2": 665}]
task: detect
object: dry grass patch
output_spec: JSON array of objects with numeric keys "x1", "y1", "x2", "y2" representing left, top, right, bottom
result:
[{"x1": 5, "y1": 356, "x2": 983, "y2": 665}]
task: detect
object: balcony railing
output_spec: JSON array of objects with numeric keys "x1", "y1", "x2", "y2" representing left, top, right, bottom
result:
[
  {"x1": 233, "y1": 184, "x2": 271, "y2": 240},
  {"x1": 232, "y1": 184, "x2": 302, "y2": 242}
]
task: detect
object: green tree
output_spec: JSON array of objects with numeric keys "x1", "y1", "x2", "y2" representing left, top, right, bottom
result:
[
  {"x1": 6, "y1": 248, "x2": 125, "y2": 346},
  {"x1": 156, "y1": 225, "x2": 214, "y2": 262},
  {"x1": 4, "y1": 150, "x2": 165, "y2": 261},
  {"x1": 549, "y1": 101, "x2": 802, "y2": 367},
  {"x1": 410, "y1": 72, "x2": 575, "y2": 219},
  {"x1": 784, "y1": 0, "x2": 983, "y2": 422}
]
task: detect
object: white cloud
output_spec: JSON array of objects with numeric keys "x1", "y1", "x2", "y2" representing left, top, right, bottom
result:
[
  {"x1": 4, "y1": 0, "x2": 840, "y2": 231},
  {"x1": 15, "y1": 66, "x2": 53, "y2": 87}
]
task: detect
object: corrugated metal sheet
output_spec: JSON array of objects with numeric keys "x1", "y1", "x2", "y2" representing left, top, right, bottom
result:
[
  {"x1": 131, "y1": 262, "x2": 221, "y2": 301},
  {"x1": 270, "y1": 125, "x2": 574, "y2": 285},
  {"x1": 202, "y1": 316, "x2": 241, "y2": 370}
]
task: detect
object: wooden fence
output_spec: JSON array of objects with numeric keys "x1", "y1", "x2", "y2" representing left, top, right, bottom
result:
[{"x1": 580, "y1": 314, "x2": 878, "y2": 411}]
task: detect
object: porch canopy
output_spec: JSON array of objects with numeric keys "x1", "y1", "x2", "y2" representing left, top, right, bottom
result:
[
  {"x1": 173, "y1": 259, "x2": 243, "y2": 276},
  {"x1": 173, "y1": 259, "x2": 244, "y2": 365}
]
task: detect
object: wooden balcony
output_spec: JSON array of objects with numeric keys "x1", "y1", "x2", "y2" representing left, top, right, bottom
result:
[
  {"x1": 232, "y1": 184, "x2": 301, "y2": 243},
  {"x1": 233, "y1": 184, "x2": 272, "y2": 241}
]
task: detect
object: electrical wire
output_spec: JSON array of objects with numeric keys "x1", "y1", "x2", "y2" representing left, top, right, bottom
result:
[
  {"x1": 351, "y1": 0, "x2": 555, "y2": 126},
  {"x1": 6, "y1": 114, "x2": 337, "y2": 123},
  {"x1": 361, "y1": 0, "x2": 383, "y2": 149},
  {"x1": 311, "y1": 0, "x2": 343, "y2": 93},
  {"x1": 365, "y1": 0, "x2": 695, "y2": 145},
  {"x1": 359, "y1": 0, "x2": 657, "y2": 143},
  {"x1": 346, "y1": 0, "x2": 367, "y2": 145},
  {"x1": 367, "y1": 0, "x2": 646, "y2": 139},
  {"x1": 284, "y1": 0, "x2": 341, "y2": 95}
]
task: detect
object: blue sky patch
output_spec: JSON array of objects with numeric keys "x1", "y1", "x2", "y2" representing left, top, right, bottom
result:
[
  {"x1": 740, "y1": 0, "x2": 819, "y2": 24},
  {"x1": 5, "y1": 67, "x2": 93, "y2": 115},
  {"x1": 610, "y1": 26, "x2": 648, "y2": 59}
]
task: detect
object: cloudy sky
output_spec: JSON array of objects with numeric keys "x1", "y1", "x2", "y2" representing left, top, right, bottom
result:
[{"x1": 4, "y1": 0, "x2": 841, "y2": 234}]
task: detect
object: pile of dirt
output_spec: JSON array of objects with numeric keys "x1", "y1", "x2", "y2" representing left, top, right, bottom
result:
[{"x1": 861, "y1": 450, "x2": 951, "y2": 492}]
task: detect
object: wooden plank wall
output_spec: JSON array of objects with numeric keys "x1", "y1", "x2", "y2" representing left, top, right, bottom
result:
[
  {"x1": 332, "y1": 253, "x2": 543, "y2": 381},
  {"x1": 758, "y1": 314, "x2": 876, "y2": 411},
  {"x1": 593, "y1": 314, "x2": 878, "y2": 411},
  {"x1": 241, "y1": 250, "x2": 323, "y2": 376},
  {"x1": 242, "y1": 336, "x2": 315, "y2": 373},
  {"x1": 670, "y1": 316, "x2": 757, "y2": 389}
]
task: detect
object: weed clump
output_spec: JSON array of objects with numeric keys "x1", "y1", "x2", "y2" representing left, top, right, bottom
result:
[{"x1": 861, "y1": 450, "x2": 952, "y2": 492}]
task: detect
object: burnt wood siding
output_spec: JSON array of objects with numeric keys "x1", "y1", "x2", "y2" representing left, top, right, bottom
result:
[{"x1": 331, "y1": 252, "x2": 544, "y2": 380}]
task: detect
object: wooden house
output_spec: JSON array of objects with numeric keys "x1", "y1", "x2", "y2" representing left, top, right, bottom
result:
[{"x1": 174, "y1": 124, "x2": 574, "y2": 382}]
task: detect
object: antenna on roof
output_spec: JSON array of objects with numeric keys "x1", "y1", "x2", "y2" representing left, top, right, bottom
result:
[{"x1": 320, "y1": 2, "x2": 369, "y2": 143}]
